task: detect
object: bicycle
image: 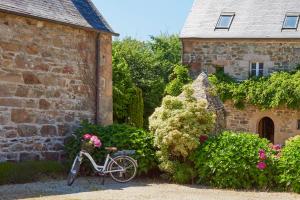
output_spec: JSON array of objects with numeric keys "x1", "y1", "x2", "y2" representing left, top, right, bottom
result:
[{"x1": 67, "y1": 135, "x2": 138, "y2": 186}]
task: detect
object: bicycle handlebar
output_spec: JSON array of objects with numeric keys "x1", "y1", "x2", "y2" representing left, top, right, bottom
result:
[{"x1": 71, "y1": 134, "x2": 77, "y2": 139}]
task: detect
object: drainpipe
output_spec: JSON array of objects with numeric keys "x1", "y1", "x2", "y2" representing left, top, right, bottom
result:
[{"x1": 95, "y1": 33, "x2": 100, "y2": 124}]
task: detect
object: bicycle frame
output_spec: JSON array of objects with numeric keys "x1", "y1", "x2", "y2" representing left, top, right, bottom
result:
[{"x1": 78, "y1": 150, "x2": 125, "y2": 174}]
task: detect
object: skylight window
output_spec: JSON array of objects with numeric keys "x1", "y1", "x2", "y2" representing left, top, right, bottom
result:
[
  {"x1": 283, "y1": 15, "x2": 299, "y2": 29},
  {"x1": 215, "y1": 13, "x2": 235, "y2": 29}
]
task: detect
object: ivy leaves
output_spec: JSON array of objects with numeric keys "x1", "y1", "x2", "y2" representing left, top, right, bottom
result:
[{"x1": 209, "y1": 71, "x2": 300, "y2": 109}]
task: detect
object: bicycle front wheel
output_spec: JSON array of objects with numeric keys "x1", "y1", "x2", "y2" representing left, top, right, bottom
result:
[
  {"x1": 67, "y1": 155, "x2": 81, "y2": 186},
  {"x1": 108, "y1": 156, "x2": 137, "y2": 183}
]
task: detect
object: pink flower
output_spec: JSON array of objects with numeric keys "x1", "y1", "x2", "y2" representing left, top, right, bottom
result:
[
  {"x1": 259, "y1": 150, "x2": 267, "y2": 160},
  {"x1": 90, "y1": 135, "x2": 102, "y2": 148},
  {"x1": 83, "y1": 134, "x2": 92, "y2": 140},
  {"x1": 257, "y1": 161, "x2": 267, "y2": 170},
  {"x1": 94, "y1": 140, "x2": 102, "y2": 148},
  {"x1": 90, "y1": 135, "x2": 98, "y2": 142},
  {"x1": 272, "y1": 144, "x2": 281, "y2": 151}
]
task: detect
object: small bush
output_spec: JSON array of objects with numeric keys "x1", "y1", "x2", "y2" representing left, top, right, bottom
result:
[
  {"x1": 278, "y1": 136, "x2": 300, "y2": 193},
  {"x1": 65, "y1": 122, "x2": 157, "y2": 175},
  {"x1": 192, "y1": 131, "x2": 278, "y2": 189},
  {"x1": 0, "y1": 161, "x2": 67, "y2": 185},
  {"x1": 149, "y1": 86, "x2": 215, "y2": 183}
]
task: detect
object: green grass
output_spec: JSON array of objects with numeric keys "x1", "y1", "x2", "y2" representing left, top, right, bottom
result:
[{"x1": 0, "y1": 161, "x2": 69, "y2": 185}]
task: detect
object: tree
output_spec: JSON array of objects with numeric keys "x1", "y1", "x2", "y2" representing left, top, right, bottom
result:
[{"x1": 112, "y1": 34, "x2": 190, "y2": 127}]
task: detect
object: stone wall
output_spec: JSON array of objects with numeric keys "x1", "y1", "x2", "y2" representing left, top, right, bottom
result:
[
  {"x1": 182, "y1": 39, "x2": 300, "y2": 80},
  {"x1": 0, "y1": 12, "x2": 113, "y2": 162},
  {"x1": 224, "y1": 101, "x2": 300, "y2": 144}
]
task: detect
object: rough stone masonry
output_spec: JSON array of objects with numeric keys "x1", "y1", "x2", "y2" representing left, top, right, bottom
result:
[
  {"x1": 182, "y1": 39, "x2": 300, "y2": 144},
  {"x1": 0, "y1": 13, "x2": 113, "y2": 162}
]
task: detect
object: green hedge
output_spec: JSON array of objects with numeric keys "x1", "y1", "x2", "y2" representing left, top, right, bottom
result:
[
  {"x1": 0, "y1": 161, "x2": 67, "y2": 185},
  {"x1": 278, "y1": 136, "x2": 300, "y2": 193},
  {"x1": 191, "y1": 131, "x2": 278, "y2": 189},
  {"x1": 65, "y1": 122, "x2": 157, "y2": 175}
]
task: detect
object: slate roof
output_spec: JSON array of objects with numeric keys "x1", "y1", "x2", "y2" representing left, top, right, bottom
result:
[
  {"x1": 0, "y1": 0, "x2": 117, "y2": 35},
  {"x1": 181, "y1": 0, "x2": 300, "y2": 39}
]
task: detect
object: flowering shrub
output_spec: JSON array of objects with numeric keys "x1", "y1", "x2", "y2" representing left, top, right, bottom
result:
[
  {"x1": 278, "y1": 136, "x2": 300, "y2": 193},
  {"x1": 149, "y1": 86, "x2": 215, "y2": 183},
  {"x1": 192, "y1": 131, "x2": 278, "y2": 189}
]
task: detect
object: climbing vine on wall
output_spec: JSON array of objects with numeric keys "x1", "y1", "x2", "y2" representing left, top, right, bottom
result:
[{"x1": 208, "y1": 70, "x2": 300, "y2": 110}]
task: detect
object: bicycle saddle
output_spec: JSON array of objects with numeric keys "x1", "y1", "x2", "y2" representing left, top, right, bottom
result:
[{"x1": 105, "y1": 147, "x2": 118, "y2": 152}]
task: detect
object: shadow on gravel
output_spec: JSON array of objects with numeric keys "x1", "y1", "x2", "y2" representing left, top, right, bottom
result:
[{"x1": 0, "y1": 177, "x2": 156, "y2": 200}]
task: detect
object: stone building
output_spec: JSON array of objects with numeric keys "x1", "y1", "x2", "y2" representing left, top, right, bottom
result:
[
  {"x1": 0, "y1": 0, "x2": 117, "y2": 162},
  {"x1": 181, "y1": 0, "x2": 300, "y2": 144}
]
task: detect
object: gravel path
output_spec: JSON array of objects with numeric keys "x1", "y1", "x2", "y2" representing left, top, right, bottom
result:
[{"x1": 0, "y1": 177, "x2": 300, "y2": 200}]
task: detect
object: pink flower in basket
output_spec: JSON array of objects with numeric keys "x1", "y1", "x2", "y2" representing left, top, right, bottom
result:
[
  {"x1": 90, "y1": 135, "x2": 102, "y2": 148},
  {"x1": 83, "y1": 134, "x2": 92, "y2": 140}
]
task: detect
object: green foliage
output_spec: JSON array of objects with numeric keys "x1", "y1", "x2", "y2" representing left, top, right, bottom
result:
[
  {"x1": 192, "y1": 131, "x2": 278, "y2": 189},
  {"x1": 65, "y1": 122, "x2": 157, "y2": 175},
  {"x1": 165, "y1": 64, "x2": 192, "y2": 96},
  {"x1": 208, "y1": 71, "x2": 300, "y2": 109},
  {"x1": 128, "y1": 87, "x2": 144, "y2": 128},
  {"x1": 149, "y1": 86, "x2": 215, "y2": 183},
  {"x1": 112, "y1": 38, "x2": 164, "y2": 127},
  {"x1": 150, "y1": 34, "x2": 182, "y2": 82},
  {"x1": 112, "y1": 35, "x2": 187, "y2": 127},
  {"x1": 0, "y1": 161, "x2": 67, "y2": 185},
  {"x1": 112, "y1": 57, "x2": 135, "y2": 122},
  {"x1": 278, "y1": 136, "x2": 300, "y2": 193}
]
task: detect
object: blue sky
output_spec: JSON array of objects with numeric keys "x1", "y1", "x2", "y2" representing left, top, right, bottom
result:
[{"x1": 91, "y1": 0, "x2": 194, "y2": 40}]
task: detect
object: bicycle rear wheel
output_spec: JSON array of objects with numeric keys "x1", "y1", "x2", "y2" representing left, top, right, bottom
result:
[
  {"x1": 108, "y1": 156, "x2": 137, "y2": 183},
  {"x1": 67, "y1": 155, "x2": 81, "y2": 186}
]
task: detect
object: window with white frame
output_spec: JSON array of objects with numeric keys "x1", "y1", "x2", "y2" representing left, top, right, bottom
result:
[{"x1": 250, "y1": 62, "x2": 264, "y2": 77}]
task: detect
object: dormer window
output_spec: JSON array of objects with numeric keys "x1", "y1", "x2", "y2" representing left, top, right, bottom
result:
[
  {"x1": 215, "y1": 13, "x2": 235, "y2": 30},
  {"x1": 283, "y1": 15, "x2": 299, "y2": 29}
]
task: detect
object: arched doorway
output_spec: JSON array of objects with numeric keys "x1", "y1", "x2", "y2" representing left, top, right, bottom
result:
[{"x1": 258, "y1": 117, "x2": 274, "y2": 143}]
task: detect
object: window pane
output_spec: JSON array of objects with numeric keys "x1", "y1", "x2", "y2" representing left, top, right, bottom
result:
[
  {"x1": 283, "y1": 16, "x2": 299, "y2": 28},
  {"x1": 259, "y1": 63, "x2": 264, "y2": 70},
  {"x1": 259, "y1": 69, "x2": 264, "y2": 76},
  {"x1": 251, "y1": 63, "x2": 256, "y2": 70},
  {"x1": 217, "y1": 15, "x2": 233, "y2": 28}
]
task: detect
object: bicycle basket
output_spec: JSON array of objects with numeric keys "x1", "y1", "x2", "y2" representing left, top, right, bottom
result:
[{"x1": 81, "y1": 142, "x2": 95, "y2": 153}]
